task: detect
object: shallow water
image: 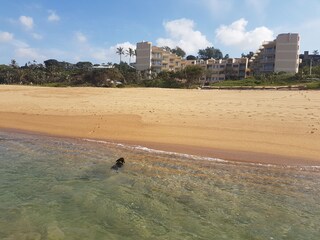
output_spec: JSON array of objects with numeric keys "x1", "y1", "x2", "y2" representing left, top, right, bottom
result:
[{"x1": 0, "y1": 131, "x2": 320, "y2": 239}]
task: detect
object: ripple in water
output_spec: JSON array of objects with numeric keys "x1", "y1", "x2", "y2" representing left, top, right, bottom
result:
[{"x1": 0, "y1": 131, "x2": 320, "y2": 239}]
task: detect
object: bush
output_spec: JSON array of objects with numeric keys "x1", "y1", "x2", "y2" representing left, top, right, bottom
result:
[{"x1": 306, "y1": 82, "x2": 320, "y2": 89}]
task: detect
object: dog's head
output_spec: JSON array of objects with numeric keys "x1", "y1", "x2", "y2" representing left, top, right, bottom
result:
[{"x1": 116, "y1": 157, "x2": 125, "y2": 164}]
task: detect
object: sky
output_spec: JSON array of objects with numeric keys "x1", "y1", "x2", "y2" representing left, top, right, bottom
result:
[{"x1": 0, "y1": 0, "x2": 320, "y2": 65}]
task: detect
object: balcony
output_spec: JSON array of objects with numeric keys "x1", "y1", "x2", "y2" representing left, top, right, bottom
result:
[
  {"x1": 152, "y1": 53, "x2": 162, "y2": 59},
  {"x1": 263, "y1": 50, "x2": 275, "y2": 55},
  {"x1": 260, "y1": 58, "x2": 275, "y2": 63}
]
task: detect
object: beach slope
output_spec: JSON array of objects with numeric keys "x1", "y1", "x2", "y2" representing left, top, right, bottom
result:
[{"x1": 0, "y1": 85, "x2": 319, "y2": 165}]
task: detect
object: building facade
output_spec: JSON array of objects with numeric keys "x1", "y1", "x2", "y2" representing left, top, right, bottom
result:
[
  {"x1": 135, "y1": 41, "x2": 152, "y2": 72},
  {"x1": 136, "y1": 41, "x2": 249, "y2": 81},
  {"x1": 299, "y1": 51, "x2": 320, "y2": 68},
  {"x1": 183, "y1": 58, "x2": 248, "y2": 81},
  {"x1": 250, "y1": 33, "x2": 300, "y2": 75},
  {"x1": 135, "y1": 41, "x2": 183, "y2": 73}
]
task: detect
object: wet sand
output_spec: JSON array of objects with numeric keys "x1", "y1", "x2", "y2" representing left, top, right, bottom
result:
[{"x1": 0, "y1": 85, "x2": 319, "y2": 165}]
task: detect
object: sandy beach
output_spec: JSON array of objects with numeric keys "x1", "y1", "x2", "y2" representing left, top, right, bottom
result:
[{"x1": 0, "y1": 85, "x2": 319, "y2": 165}]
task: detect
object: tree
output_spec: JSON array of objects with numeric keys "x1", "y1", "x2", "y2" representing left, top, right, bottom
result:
[
  {"x1": 313, "y1": 50, "x2": 319, "y2": 55},
  {"x1": 44, "y1": 59, "x2": 61, "y2": 69},
  {"x1": 113, "y1": 61, "x2": 139, "y2": 84},
  {"x1": 171, "y1": 47, "x2": 186, "y2": 58},
  {"x1": 10, "y1": 59, "x2": 19, "y2": 68},
  {"x1": 76, "y1": 61, "x2": 93, "y2": 69},
  {"x1": 116, "y1": 47, "x2": 125, "y2": 63},
  {"x1": 159, "y1": 46, "x2": 186, "y2": 58},
  {"x1": 224, "y1": 54, "x2": 230, "y2": 59},
  {"x1": 162, "y1": 46, "x2": 172, "y2": 52},
  {"x1": 126, "y1": 48, "x2": 135, "y2": 64},
  {"x1": 84, "y1": 68, "x2": 124, "y2": 87},
  {"x1": 186, "y1": 55, "x2": 197, "y2": 60},
  {"x1": 241, "y1": 51, "x2": 254, "y2": 59},
  {"x1": 183, "y1": 65, "x2": 204, "y2": 88},
  {"x1": 198, "y1": 47, "x2": 223, "y2": 60}
]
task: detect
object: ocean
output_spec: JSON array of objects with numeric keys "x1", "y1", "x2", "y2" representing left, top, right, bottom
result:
[{"x1": 0, "y1": 130, "x2": 320, "y2": 239}]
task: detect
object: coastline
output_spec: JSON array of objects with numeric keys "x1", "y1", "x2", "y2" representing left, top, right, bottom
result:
[
  {"x1": 1, "y1": 85, "x2": 319, "y2": 166},
  {"x1": 1, "y1": 127, "x2": 319, "y2": 167}
]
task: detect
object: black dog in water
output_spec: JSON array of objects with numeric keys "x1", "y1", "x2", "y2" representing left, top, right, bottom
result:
[{"x1": 111, "y1": 157, "x2": 125, "y2": 170}]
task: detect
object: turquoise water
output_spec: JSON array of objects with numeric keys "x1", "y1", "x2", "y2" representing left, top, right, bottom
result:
[{"x1": 0, "y1": 131, "x2": 320, "y2": 239}]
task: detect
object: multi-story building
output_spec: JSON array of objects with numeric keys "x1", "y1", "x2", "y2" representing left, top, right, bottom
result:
[
  {"x1": 136, "y1": 41, "x2": 249, "y2": 81},
  {"x1": 299, "y1": 51, "x2": 320, "y2": 68},
  {"x1": 135, "y1": 41, "x2": 183, "y2": 73},
  {"x1": 250, "y1": 33, "x2": 300, "y2": 75},
  {"x1": 135, "y1": 41, "x2": 152, "y2": 72},
  {"x1": 182, "y1": 58, "x2": 248, "y2": 82}
]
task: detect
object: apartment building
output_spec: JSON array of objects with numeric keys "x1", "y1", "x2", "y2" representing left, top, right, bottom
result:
[
  {"x1": 151, "y1": 46, "x2": 182, "y2": 72},
  {"x1": 183, "y1": 58, "x2": 248, "y2": 81},
  {"x1": 136, "y1": 41, "x2": 249, "y2": 81},
  {"x1": 135, "y1": 41, "x2": 152, "y2": 72},
  {"x1": 299, "y1": 51, "x2": 320, "y2": 67},
  {"x1": 250, "y1": 33, "x2": 300, "y2": 75},
  {"x1": 135, "y1": 41, "x2": 183, "y2": 73}
]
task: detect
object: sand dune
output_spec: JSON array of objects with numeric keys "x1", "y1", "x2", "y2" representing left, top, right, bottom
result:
[{"x1": 0, "y1": 85, "x2": 319, "y2": 165}]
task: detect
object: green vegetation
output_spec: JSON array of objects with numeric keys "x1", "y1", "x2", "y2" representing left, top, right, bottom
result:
[
  {"x1": 209, "y1": 71, "x2": 320, "y2": 89},
  {"x1": 1, "y1": 59, "x2": 320, "y2": 89},
  {"x1": 116, "y1": 47, "x2": 125, "y2": 63},
  {"x1": 126, "y1": 48, "x2": 135, "y2": 64},
  {"x1": 0, "y1": 58, "x2": 206, "y2": 89},
  {"x1": 0, "y1": 60, "x2": 137, "y2": 87},
  {"x1": 305, "y1": 81, "x2": 320, "y2": 89},
  {"x1": 198, "y1": 47, "x2": 223, "y2": 60}
]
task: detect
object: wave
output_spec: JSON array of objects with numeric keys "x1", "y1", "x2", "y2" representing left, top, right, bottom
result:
[
  {"x1": 82, "y1": 138, "x2": 320, "y2": 171},
  {"x1": 82, "y1": 138, "x2": 228, "y2": 163}
]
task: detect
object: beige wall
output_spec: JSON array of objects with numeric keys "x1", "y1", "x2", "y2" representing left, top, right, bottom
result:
[
  {"x1": 136, "y1": 42, "x2": 152, "y2": 71},
  {"x1": 274, "y1": 33, "x2": 299, "y2": 73}
]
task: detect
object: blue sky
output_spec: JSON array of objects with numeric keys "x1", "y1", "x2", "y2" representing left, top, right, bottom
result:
[{"x1": 0, "y1": 0, "x2": 320, "y2": 65}]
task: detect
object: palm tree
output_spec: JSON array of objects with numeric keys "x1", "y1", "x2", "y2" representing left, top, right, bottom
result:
[
  {"x1": 313, "y1": 50, "x2": 319, "y2": 55},
  {"x1": 116, "y1": 47, "x2": 125, "y2": 63},
  {"x1": 126, "y1": 48, "x2": 135, "y2": 64},
  {"x1": 10, "y1": 59, "x2": 19, "y2": 68}
]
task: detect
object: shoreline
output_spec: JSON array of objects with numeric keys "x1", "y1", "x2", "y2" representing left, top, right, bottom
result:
[
  {"x1": 0, "y1": 128, "x2": 320, "y2": 167},
  {"x1": 1, "y1": 126, "x2": 319, "y2": 167},
  {"x1": 1, "y1": 86, "x2": 319, "y2": 166}
]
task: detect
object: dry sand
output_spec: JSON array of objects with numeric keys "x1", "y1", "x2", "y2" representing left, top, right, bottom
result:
[{"x1": 0, "y1": 85, "x2": 319, "y2": 165}]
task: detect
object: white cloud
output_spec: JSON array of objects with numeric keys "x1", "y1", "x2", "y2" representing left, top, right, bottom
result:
[
  {"x1": 90, "y1": 42, "x2": 136, "y2": 63},
  {"x1": 19, "y1": 16, "x2": 34, "y2": 30},
  {"x1": 75, "y1": 31, "x2": 87, "y2": 43},
  {"x1": 245, "y1": 0, "x2": 270, "y2": 16},
  {"x1": 32, "y1": 33, "x2": 43, "y2": 40},
  {"x1": 109, "y1": 42, "x2": 136, "y2": 63},
  {"x1": 156, "y1": 18, "x2": 211, "y2": 55},
  {"x1": 215, "y1": 18, "x2": 274, "y2": 51},
  {"x1": 245, "y1": 0, "x2": 269, "y2": 11},
  {"x1": 201, "y1": 0, "x2": 233, "y2": 16},
  {"x1": 0, "y1": 31, "x2": 14, "y2": 42},
  {"x1": 12, "y1": 39, "x2": 29, "y2": 48},
  {"x1": 71, "y1": 31, "x2": 136, "y2": 63},
  {"x1": 0, "y1": 31, "x2": 28, "y2": 48},
  {"x1": 15, "y1": 47, "x2": 46, "y2": 61},
  {"x1": 48, "y1": 10, "x2": 60, "y2": 22}
]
